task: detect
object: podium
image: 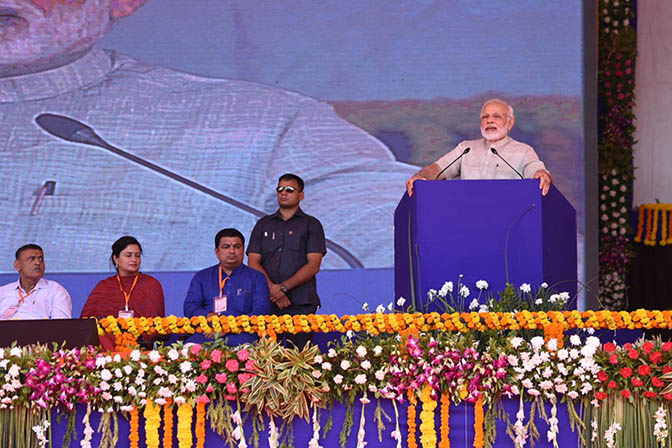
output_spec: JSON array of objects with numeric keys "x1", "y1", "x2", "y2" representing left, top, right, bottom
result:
[{"x1": 394, "y1": 179, "x2": 576, "y2": 308}]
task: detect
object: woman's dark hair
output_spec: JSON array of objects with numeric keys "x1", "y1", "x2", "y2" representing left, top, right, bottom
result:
[{"x1": 111, "y1": 236, "x2": 142, "y2": 269}]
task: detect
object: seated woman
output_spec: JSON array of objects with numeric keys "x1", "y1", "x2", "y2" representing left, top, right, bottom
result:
[{"x1": 81, "y1": 236, "x2": 165, "y2": 349}]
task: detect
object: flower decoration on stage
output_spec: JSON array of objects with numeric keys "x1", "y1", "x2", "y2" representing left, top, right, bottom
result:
[{"x1": 598, "y1": 0, "x2": 636, "y2": 309}]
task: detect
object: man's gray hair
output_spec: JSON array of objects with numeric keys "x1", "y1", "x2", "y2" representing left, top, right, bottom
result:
[{"x1": 481, "y1": 98, "x2": 515, "y2": 121}]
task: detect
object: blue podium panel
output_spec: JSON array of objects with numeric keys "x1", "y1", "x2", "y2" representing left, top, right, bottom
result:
[{"x1": 394, "y1": 180, "x2": 576, "y2": 307}]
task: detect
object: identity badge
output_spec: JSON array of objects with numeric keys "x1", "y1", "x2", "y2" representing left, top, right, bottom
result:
[
  {"x1": 118, "y1": 309, "x2": 135, "y2": 319},
  {"x1": 1, "y1": 306, "x2": 19, "y2": 320},
  {"x1": 214, "y1": 295, "x2": 228, "y2": 314}
]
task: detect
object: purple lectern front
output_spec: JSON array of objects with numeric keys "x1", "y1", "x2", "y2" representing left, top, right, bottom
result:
[{"x1": 394, "y1": 179, "x2": 577, "y2": 308}]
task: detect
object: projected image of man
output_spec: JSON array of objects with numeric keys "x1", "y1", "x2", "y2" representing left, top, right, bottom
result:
[{"x1": 0, "y1": 0, "x2": 415, "y2": 273}]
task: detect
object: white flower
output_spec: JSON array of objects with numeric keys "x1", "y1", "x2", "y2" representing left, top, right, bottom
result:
[
  {"x1": 546, "y1": 338, "x2": 558, "y2": 351},
  {"x1": 468, "y1": 299, "x2": 479, "y2": 310},
  {"x1": 346, "y1": 330, "x2": 354, "y2": 339},
  {"x1": 341, "y1": 360, "x2": 351, "y2": 370},
  {"x1": 540, "y1": 282, "x2": 548, "y2": 289},
  {"x1": 478, "y1": 304, "x2": 489, "y2": 313},
  {"x1": 168, "y1": 374, "x2": 178, "y2": 384},
  {"x1": 312, "y1": 370, "x2": 322, "y2": 379},
  {"x1": 375, "y1": 304, "x2": 385, "y2": 314},
  {"x1": 356, "y1": 346, "x2": 367, "y2": 358},
  {"x1": 440, "y1": 281, "x2": 453, "y2": 295},
  {"x1": 510, "y1": 337, "x2": 524, "y2": 348},
  {"x1": 100, "y1": 369, "x2": 113, "y2": 381},
  {"x1": 129, "y1": 350, "x2": 141, "y2": 361},
  {"x1": 476, "y1": 280, "x2": 488, "y2": 290},
  {"x1": 362, "y1": 302, "x2": 369, "y2": 312},
  {"x1": 535, "y1": 298, "x2": 543, "y2": 305},
  {"x1": 333, "y1": 375, "x2": 343, "y2": 384},
  {"x1": 123, "y1": 365, "x2": 133, "y2": 375},
  {"x1": 179, "y1": 361, "x2": 192, "y2": 373},
  {"x1": 373, "y1": 346, "x2": 383, "y2": 356},
  {"x1": 148, "y1": 351, "x2": 161, "y2": 363},
  {"x1": 375, "y1": 370, "x2": 385, "y2": 381},
  {"x1": 9, "y1": 347, "x2": 21, "y2": 358},
  {"x1": 361, "y1": 360, "x2": 371, "y2": 370},
  {"x1": 321, "y1": 362, "x2": 332, "y2": 371},
  {"x1": 314, "y1": 355, "x2": 323, "y2": 364},
  {"x1": 327, "y1": 348, "x2": 337, "y2": 358},
  {"x1": 569, "y1": 335, "x2": 581, "y2": 346},
  {"x1": 167, "y1": 349, "x2": 179, "y2": 361},
  {"x1": 530, "y1": 336, "x2": 545, "y2": 351},
  {"x1": 520, "y1": 283, "x2": 531, "y2": 293},
  {"x1": 396, "y1": 297, "x2": 406, "y2": 306},
  {"x1": 459, "y1": 285, "x2": 470, "y2": 298},
  {"x1": 354, "y1": 374, "x2": 367, "y2": 384},
  {"x1": 387, "y1": 302, "x2": 394, "y2": 311}
]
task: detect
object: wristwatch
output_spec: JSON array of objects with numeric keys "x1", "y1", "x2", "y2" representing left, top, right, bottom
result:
[{"x1": 280, "y1": 283, "x2": 288, "y2": 293}]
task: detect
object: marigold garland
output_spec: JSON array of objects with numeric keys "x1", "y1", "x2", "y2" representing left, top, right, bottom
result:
[
  {"x1": 177, "y1": 402, "x2": 193, "y2": 448},
  {"x1": 419, "y1": 386, "x2": 437, "y2": 448},
  {"x1": 164, "y1": 398, "x2": 174, "y2": 448},
  {"x1": 129, "y1": 407, "x2": 140, "y2": 448},
  {"x1": 439, "y1": 392, "x2": 450, "y2": 448},
  {"x1": 543, "y1": 322, "x2": 565, "y2": 350},
  {"x1": 96, "y1": 310, "x2": 672, "y2": 339},
  {"x1": 196, "y1": 401, "x2": 206, "y2": 448},
  {"x1": 473, "y1": 395, "x2": 484, "y2": 448},
  {"x1": 144, "y1": 399, "x2": 161, "y2": 448},
  {"x1": 407, "y1": 390, "x2": 418, "y2": 448}
]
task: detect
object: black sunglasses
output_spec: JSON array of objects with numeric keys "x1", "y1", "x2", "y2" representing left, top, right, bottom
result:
[{"x1": 276, "y1": 186, "x2": 298, "y2": 193}]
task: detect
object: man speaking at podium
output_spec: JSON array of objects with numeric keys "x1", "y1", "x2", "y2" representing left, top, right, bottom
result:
[
  {"x1": 0, "y1": 244, "x2": 72, "y2": 320},
  {"x1": 405, "y1": 99, "x2": 553, "y2": 197}
]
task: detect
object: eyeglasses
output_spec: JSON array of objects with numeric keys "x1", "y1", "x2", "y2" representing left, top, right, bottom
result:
[{"x1": 276, "y1": 186, "x2": 298, "y2": 193}]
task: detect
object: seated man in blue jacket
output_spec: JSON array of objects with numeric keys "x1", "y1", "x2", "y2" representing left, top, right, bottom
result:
[{"x1": 184, "y1": 228, "x2": 270, "y2": 346}]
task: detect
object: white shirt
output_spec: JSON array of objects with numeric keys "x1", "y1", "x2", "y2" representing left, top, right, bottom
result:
[
  {"x1": 0, "y1": 278, "x2": 72, "y2": 320},
  {"x1": 0, "y1": 47, "x2": 415, "y2": 271},
  {"x1": 435, "y1": 136, "x2": 548, "y2": 180}
]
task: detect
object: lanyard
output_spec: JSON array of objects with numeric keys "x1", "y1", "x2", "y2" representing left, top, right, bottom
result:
[
  {"x1": 17, "y1": 288, "x2": 35, "y2": 306},
  {"x1": 218, "y1": 266, "x2": 230, "y2": 297},
  {"x1": 116, "y1": 274, "x2": 139, "y2": 312}
]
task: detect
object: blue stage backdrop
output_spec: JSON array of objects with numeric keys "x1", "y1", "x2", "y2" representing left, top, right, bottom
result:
[{"x1": 0, "y1": 0, "x2": 585, "y2": 311}]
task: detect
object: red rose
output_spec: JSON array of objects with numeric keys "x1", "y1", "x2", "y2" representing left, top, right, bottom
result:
[
  {"x1": 603, "y1": 342, "x2": 617, "y2": 353},
  {"x1": 650, "y1": 352, "x2": 663, "y2": 365},
  {"x1": 607, "y1": 381, "x2": 618, "y2": 389},
  {"x1": 644, "y1": 391, "x2": 658, "y2": 399},
  {"x1": 598, "y1": 371, "x2": 609, "y2": 382},
  {"x1": 621, "y1": 390, "x2": 632, "y2": 399},
  {"x1": 628, "y1": 349, "x2": 639, "y2": 360},
  {"x1": 638, "y1": 364, "x2": 651, "y2": 377},
  {"x1": 631, "y1": 377, "x2": 644, "y2": 388},
  {"x1": 652, "y1": 377, "x2": 665, "y2": 388},
  {"x1": 663, "y1": 366, "x2": 672, "y2": 374},
  {"x1": 595, "y1": 391, "x2": 607, "y2": 400},
  {"x1": 642, "y1": 341, "x2": 654, "y2": 354},
  {"x1": 620, "y1": 367, "x2": 633, "y2": 379},
  {"x1": 664, "y1": 393, "x2": 672, "y2": 401},
  {"x1": 662, "y1": 342, "x2": 672, "y2": 352},
  {"x1": 624, "y1": 343, "x2": 633, "y2": 350},
  {"x1": 609, "y1": 354, "x2": 619, "y2": 365}
]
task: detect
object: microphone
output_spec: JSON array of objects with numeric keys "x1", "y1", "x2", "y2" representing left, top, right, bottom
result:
[
  {"x1": 434, "y1": 147, "x2": 470, "y2": 180},
  {"x1": 490, "y1": 147, "x2": 523, "y2": 179},
  {"x1": 34, "y1": 113, "x2": 364, "y2": 268}
]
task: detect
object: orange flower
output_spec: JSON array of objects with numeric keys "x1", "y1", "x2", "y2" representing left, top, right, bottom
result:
[
  {"x1": 129, "y1": 407, "x2": 140, "y2": 448},
  {"x1": 473, "y1": 395, "x2": 484, "y2": 448}
]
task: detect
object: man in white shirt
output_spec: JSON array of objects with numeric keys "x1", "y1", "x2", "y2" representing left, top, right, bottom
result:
[
  {"x1": 0, "y1": 244, "x2": 72, "y2": 320},
  {"x1": 0, "y1": 0, "x2": 415, "y2": 272},
  {"x1": 405, "y1": 98, "x2": 553, "y2": 196}
]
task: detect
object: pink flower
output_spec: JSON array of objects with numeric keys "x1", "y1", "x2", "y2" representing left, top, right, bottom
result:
[
  {"x1": 226, "y1": 382, "x2": 238, "y2": 394},
  {"x1": 215, "y1": 373, "x2": 228, "y2": 384},
  {"x1": 225, "y1": 359, "x2": 240, "y2": 372},
  {"x1": 200, "y1": 360, "x2": 212, "y2": 370},
  {"x1": 245, "y1": 359, "x2": 255, "y2": 371},
  {"x1": 237, "y1": 373, "x2": 253, "y2": 384},
  {"x1": 190, "y1": 344, "x2": 203, "y2": 356},
  {"x1": 195, "y1": 374, "x2": 208, "y2": 385},
  {"x1": 210, "y1": 349, "x2": 222, "y2": 363},
  {"x1": 196, "y1": 395, "x2": 210, "y2": 404},
  {"x1": 237, "y1": 349, "x2": 250, "y2": 362},
  {"x1": 206, "y1": 385, "x2": 214, "y2": 393}
]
